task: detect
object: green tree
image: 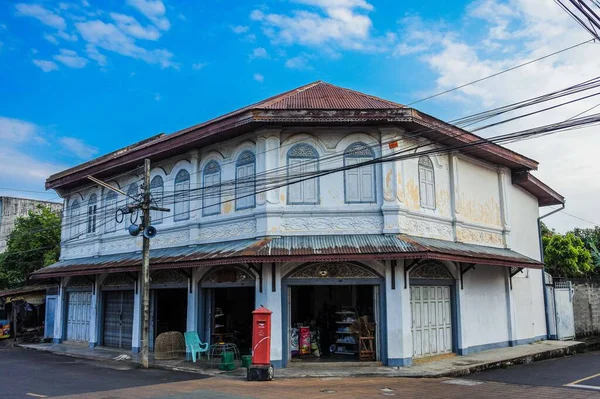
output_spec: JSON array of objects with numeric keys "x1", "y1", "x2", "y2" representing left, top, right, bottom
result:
[
  {"x1": 0, "y1": 205, "x2": 61, "y2": 289},
  {"x1": 540, "y1": 221, "x2": 556, "y2": 238},
  {"x1": 543, "y1": 232, "x2": 593, "y2": 277}
]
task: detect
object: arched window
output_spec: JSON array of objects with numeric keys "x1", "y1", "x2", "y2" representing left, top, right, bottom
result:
[
  {"x1": 344, "y1": 142, "x2": 376, "y2": 203},
  {"x1": 418, "y1": 156, "x2": 436, "y2": 209},
  {"x1": 203, "y1": 161, "x2": 221, "y2": 216},
  {"x1": 174, "y1": 169, "x2": 190, "y2": 221},
  {"x1": 150, "y1": 176, "x2": 164, "y2": 224},
  {"x1": 104, "y1": 191, "x2": 118, "y2": 233},
  {"x1": 87, "y1": 194, "x2": 97, "y2": 234},
  {"x1": 126, "y1": 183, "x2": 138, "y2": 207},
  {"x1": 287, "y1": 143, "x2": 319, "y2": 204},
  {"x1": 236, "y1": 151, "x2": 256, "y2": 210},
  {"x1": 69, "y1": 199, "x2": 80, "y2": 238}
]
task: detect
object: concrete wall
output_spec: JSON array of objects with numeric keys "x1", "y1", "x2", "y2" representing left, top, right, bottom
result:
[
  {"x1": 0, "y1": 197, "x2": 62, "y2": 253},
  {"x1": 571, "y1": 279, "x2": 600, "y2": 337}
]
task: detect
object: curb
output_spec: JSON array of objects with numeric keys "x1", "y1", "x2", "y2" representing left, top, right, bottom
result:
[{"x1": 15, "y1": 342, "x2": 587, "y2": 380}]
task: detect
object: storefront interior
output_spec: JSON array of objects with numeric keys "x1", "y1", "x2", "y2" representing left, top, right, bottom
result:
[
  {"x1": 210, "y1": 287, "x2": 255, "y2": 354},
  {"x1": 290, "y1": 285, "x2": 376, "y2": 363}
]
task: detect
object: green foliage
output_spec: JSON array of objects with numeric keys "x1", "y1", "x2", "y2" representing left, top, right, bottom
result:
[
  {"x1": 543, "y1": 232, "x2": 592, "y2": 278},
  {"x1": 589, "y1": 240, "x2": 600, "y2": 271},
  {"x1": 0, "y1": 205, "x2": 61, "y2": 289},
  {"x1": 540, "y1": 221, "x2": 556, "y2": 238}
]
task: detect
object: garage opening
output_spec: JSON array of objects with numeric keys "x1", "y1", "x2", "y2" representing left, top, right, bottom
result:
[
  {"x1": 289, "y1": 285, "x2": 376, "y2": 363},
  {"x1": 208, "y1": 287, "x2": 254, "y2": 354}
]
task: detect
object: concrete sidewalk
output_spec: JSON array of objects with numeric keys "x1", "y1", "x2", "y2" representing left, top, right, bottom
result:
[{"x1": 18, "y1": 340, "x2": 584, "y2": 379}]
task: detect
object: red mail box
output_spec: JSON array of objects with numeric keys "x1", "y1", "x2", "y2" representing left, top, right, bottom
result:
[{"x1": 251, "y1": 306, "x2": 272, "y2": 365}]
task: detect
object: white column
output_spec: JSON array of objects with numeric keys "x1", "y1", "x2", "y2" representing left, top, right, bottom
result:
[
  {"x1": 258, "y1": 263, "x2": 282, "y2": 368},
  {"x1": 256, "y1": 129, "x2": 282, "y2": 236},
  {"x1": 505, "y1": 268, "x2": 518, "y2": 345},
  {"x1": 385, "y1": 260, "x2": 413, "y2": 366},
  {"x1": 132, "y1": 273, "x2": 141, "y2": 352},
  {"x1": 88, "y1": 275, "x2": 103, "y2": 347},
  {"x1": 380, "y1": 128, "x2": 405, "y2": 234},
  {"x1": 187, "y1": 268, "x2": 200, "y2": 332},
  {"x1": 53, "y1": 277, "x2": 70, "y2": 343}
]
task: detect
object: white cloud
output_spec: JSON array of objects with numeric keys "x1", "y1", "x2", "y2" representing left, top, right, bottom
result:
[
  {"x1": 126, "y1": 0, "x2": 170, "y2": 31},
  {"x1": 75, "y1": 20, "x2": 176, "y2": 68},
  {"x1": 53, "y1": 48, "x2": 88, "y2": 68},
  {"x1": 15, "y1": 3, "x2": 66, "y2": 30},
  {"x1": 253, "y1": 73, "x2": 264, "y2": 82},
  {"x1": 0, "y1": 117, "x2": 40, "y2": 143},
  {"x1": 285, "y1": 55, "x2": 311, "y2": 69},
  {"x1": 250, "y1": 0, "x2": 391, "y2": 53},
  {"x1": 232, "y1": 25, "x2": 249, "y2": 34},
  {"x1": 59, "y1": 137, "x2": 98, "y2": 159},
  {"x1": 33, "y1": 59, "x2": 59, "y2": 72},
  {"x1": 56, "y1": 30, "x2": 78, "y2": 41},
  {"x1": 86, "y1": 44, "x2": 107, "y2": 66},
  {"x1": 398, "y1": 0, "x2": 600, "y2": 232},
  {"x1": 44, "y1": 33, "x2": 60, "y2": 45},
  {"x1": 251, "y1": 47, "x2": 269, "y2": 59},
  {"x1": 110, "y1": 12, "x2": 161, "y2": 40},
  {"x1": 192, "y1": 62, "x2": 207, "y2": 70}
]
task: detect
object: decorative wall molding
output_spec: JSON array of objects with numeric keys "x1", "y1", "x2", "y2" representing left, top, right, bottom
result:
[
  {"x1": 399, "y1": 217, "x2": 453, "y2": 240},
  {"x1": 280, "y1": 216, "x2": 383, "y2": 232},
  {"x1": 203, "y1": 266, "x2": 255, "y2": 283},
  {"x1": 200, "y1": 220, "x2": 256, "y2": 239},
  {"x1": 66, "y1": 275, "x2": 93, "y2": 287},
  {"x1": 62, "y1": 243, "x2": 97, "y2": 259},
  {"x1": 150, "y1": 229, "x2": 191, "y2": 248},
  {"x1": 151, "y1": 269, "x2": 188, "y2": 285},
  {"x1": 102, "y1": 273, "x2": 134, "y2": 288},
  {"x1": 288, "y1": 262, "x2": 378, "y2": 279},
  {"x1": 410, "y1": 263, "x2": 454, "y2": 280},
  {"x1": 456, "y1": 226, "x2": 503, "y2": 246},
  {"x1": 103, "y1": 236, "x2": 139, "y2": 254}
]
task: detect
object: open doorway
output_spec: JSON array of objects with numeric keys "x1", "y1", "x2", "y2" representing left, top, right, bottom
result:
[
  {"x1": 289, "y1": 285, "x2": 376, "y2": 363},
  {"x1": 155, "y1": 289, "x2": 187, "y2": 336},
  {"x1": 208, "y1": 287, "x2": 255, "y2": 354}
]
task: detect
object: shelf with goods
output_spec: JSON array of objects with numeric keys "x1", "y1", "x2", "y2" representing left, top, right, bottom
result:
[{"x1": 333, "y1": 307, "x2": 359, "y2": 356}]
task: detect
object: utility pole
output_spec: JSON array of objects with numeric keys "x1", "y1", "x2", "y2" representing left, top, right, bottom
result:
[
  {"x1": 88, "y1": 158, "x2": 169, "y2": 369},
  {"x1": 140, "y1": 158, "x2": 151, "y2": 368}
]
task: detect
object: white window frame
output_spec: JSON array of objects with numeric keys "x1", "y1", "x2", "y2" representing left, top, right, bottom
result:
[
  {"x1": 87, "y1": 194, "x2": 97, "y2": 234},
  {"x1": 235, "y1": 151, "x2": 256, "y2": 211},
  {"x1": 287, "y1": 144, "x2": 319, "y2": 205},
  {"x1": 174, "y1": 170, "x2": 190, "y2": 221},
  {"x1": 104, "y1": 191, "x2": 118, "y2": 233},
  {"x1": 150, "y1": 176, "x2": 164, "y2": 224},
  {"x1": 69, "y1": 200, "x2": 80, "y2": 239},
  {"x1": 203, "y1": 161, "x2": 221, "y2": 216},
  {"x1": 418, "y1": 156, "x2": 436, "y2": 209},
  {"x1": 344, "y1": 142, "x2": 376, "y2": 204}
]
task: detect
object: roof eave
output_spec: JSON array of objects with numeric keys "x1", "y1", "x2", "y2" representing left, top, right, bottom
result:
[
  {"x1": 512, "y1": 171, "x2": 565, "y2": 207},
  {"x1": 46, "y1": 108, "x2": 540, "y2": 190}
]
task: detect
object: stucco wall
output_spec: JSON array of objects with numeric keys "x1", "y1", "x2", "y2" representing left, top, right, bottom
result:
[
  {"x1": 507, "y1": 184, "x2": 546, "y2": 341},
  {"x1": 571, "y1": 279, "x2": 600, "y2": 337},
  {"x1": 460, "y1": 266, "x2": 510, "y2": 349}
]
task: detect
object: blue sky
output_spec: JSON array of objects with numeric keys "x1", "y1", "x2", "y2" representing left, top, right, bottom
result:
[{"x1": 0, "y1": 0, "x2": 598, "y2": 232}]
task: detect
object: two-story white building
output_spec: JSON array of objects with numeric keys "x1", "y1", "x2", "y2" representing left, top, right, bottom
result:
[{"x1": 34, "y1": 81, "x2": 564, "y2": 368}]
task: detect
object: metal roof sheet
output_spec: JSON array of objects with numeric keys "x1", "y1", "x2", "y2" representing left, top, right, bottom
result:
[{"x1": 31, "y1": 235, "x2": 541, "y2": 279}]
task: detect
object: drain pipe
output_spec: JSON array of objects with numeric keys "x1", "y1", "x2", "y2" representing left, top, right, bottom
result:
[{"x1": 538, "y1": 203, "x2": 565, "y2": 340}]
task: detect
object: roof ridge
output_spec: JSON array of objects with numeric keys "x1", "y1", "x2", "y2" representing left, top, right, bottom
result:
[
  {"x1": 259, "y1": 80, "x2": 323, "y2": 108},
  {"x1": 322, "y1": 81, "x2": 404, "y2": 108}
]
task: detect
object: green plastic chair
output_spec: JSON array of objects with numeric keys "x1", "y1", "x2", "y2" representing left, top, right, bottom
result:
[{"x1": 184, "y1": 331, "x2": 209, "y2": 362}]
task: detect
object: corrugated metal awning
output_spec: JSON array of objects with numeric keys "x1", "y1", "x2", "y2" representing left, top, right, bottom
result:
[{"x1": 30, "y1": 234, "x2": 542, "y2": 279}]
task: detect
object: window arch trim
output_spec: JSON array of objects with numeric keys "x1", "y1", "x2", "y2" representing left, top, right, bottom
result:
[
  {"x1": 87, "y1": 194, "x2": 97, "y2": 234},
  {"x1": 150, "y1": 175, "x2": 164, "y2": 224}
]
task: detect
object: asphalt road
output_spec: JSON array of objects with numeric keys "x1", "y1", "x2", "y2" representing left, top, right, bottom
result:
[
  {"x1": 467, "y1": 350, "x2": 600, "y2": 391},
  {"x1": 0, "y1": 347, "x2": 205, "y2": 398}
]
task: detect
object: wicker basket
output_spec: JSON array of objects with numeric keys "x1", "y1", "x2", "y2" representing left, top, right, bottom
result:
[{"x1": 154, "y1": 331, "x2": 186, "y2": 360}]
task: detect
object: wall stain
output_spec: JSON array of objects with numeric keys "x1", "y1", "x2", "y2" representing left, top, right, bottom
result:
[
  {"x1": 396, "y1": 169, "x2": 404, "y2": 202},
  {"x1": 436, "y1": 189, "x2": 451, "y2": 217},
  {"x1": 280, "y1": 193, "x2": 286, "y2": 203},
  {"x1": 223, "y1": 201, "x2": 233, "y2": 214},
  {"x1": 384, "y1": 168, "x2": 393, "y2": 201},
  {"x1": 405, "y1": 179, "x2": 420, "y2": 211},
  {"x1": 457, "y1": 194, "x2": 501, "y2": 226}
]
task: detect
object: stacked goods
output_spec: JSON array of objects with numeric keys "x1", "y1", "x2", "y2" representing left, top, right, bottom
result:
[
  {"x1": 299, "y1": 327, "x2": 311, "y2": 355},
  {"x1": 219, "y1": 351, "x2": 237, "y2": 371},
  {"x1": 0, "y1": 320, "x2": 10, "y2": 339}
]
